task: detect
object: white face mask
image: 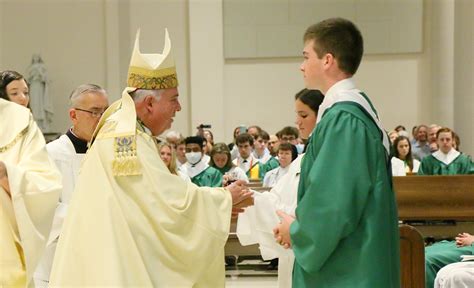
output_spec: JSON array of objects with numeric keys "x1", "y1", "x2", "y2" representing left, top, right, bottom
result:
[{"x1": 185, "y1": 152, "x2": 202, "y2": 165}]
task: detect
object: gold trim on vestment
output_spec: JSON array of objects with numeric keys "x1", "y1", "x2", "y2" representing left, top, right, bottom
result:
[
  {"x1": 112, "y1": 135, "x2": 142, "y2": 176},
  {"x1": 0, "y1": 126, "x2": 28, "y2": 153}
]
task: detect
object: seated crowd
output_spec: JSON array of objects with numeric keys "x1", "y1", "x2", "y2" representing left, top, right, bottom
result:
[
  {"x1": 160, "y1": 125, "x2": 303, "y2": 188},
  {"x1": 389, "y1": 124, "x2": 473, "y2": 288}
]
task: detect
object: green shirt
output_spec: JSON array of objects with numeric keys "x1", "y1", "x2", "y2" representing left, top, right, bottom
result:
[
  {"x1": 418, "y1": 153, "x2": 473, "y2": 175},
  {"x1": 259, "y1": 157, "x2": 279, "y2": 179},
  {"x1": 290, "y1": 102, "x2": 400, "y2": 287},
  {"x1": 191, "y1": 166, "x2": 223, "y2": 187}
]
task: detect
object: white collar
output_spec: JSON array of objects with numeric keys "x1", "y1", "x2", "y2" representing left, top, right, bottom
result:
[
  {"x1": 316, "y1": 78, "x2": 390, "y2": 156},
  {"x1": 238, "y1": 154, "x2": 255, "y2": 164},
  {"x1": 432, "y1": 149, "x2": 460, "y2": 165},
  {"x1": 185, "y1": 159, "x2": 209, "y2": 178},
  {"x1": 317, "y1": 78, "x2": 357, "y2": 124}
]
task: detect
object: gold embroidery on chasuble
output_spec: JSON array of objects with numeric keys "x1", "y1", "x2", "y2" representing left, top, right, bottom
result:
[
  {"x1": 112, "y1": 135, "x2": 142, "y2": 176},
  {"x1": 0, "y1": 126, "x2": 28, "y2": 153}
]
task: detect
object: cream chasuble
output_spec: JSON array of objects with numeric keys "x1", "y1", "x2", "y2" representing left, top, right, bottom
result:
[
  {"x1": 49, "y1": 89, "x2": 232, "y2": 287},
  {"x1": 0, "y1": 98, "x2": 61, "y2": 287}
]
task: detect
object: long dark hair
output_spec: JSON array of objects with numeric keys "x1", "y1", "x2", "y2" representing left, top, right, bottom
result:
[
  {"x1": 0, "y1": 70, "x2": 27, "y2": 101},
  {"x1": 393, "y1": 136, "x2": 414, "y2": 171},
  {"x1": 294, "y1": 88, "x2": 324, "y2": 114}
]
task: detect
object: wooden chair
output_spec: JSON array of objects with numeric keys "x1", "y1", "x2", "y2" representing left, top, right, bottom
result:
[{"x1": 399, "y1": 224, "x2": 425, "y2": 288}]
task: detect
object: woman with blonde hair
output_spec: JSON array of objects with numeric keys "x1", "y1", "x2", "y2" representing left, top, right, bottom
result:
[{"x1": 158, "y1": 142, "x2": 190, "y2": 182}]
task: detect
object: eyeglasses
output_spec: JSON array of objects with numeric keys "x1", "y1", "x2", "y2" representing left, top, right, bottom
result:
[
  {"x1": 74, "y1": 108, "x2": 105, "y2": 118},
  {"x1": 281, "y1": 136, "x2": 296, "y2": 141}
]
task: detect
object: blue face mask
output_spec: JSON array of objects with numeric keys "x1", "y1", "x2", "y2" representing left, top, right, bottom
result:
[{"x1": 295, "y1": 144, "x2": 305, "y2": 154}]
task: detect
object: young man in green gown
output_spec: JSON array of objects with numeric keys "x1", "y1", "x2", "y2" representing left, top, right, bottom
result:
[
  {"x1": 418, "y1": 127, "x2": 473, "y2": 175},
  {"x1": 184, "y1": 136, "x2": 223, "y2": 187},
  {"x1": 273, "y1": 18, "x2": 400, "y2": 287}
]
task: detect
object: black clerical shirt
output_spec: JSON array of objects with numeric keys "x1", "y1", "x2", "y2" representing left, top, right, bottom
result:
[{"x1": 66, "y1": 129, "x2": 88, "y2": 154}]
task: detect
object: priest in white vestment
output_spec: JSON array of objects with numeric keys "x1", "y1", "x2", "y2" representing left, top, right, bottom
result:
[
  {"x1": 49, "y1": 29, "x2": 251, "y2": 287},
  {"x1": 34, "y1": 84, "x2": 109, "y2": 287},
  {"x1": 0, "y1": 98, "x2": 61, "y2": 287}
]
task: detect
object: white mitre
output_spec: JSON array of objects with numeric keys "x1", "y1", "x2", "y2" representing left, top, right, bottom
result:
[{"x1": 127, "y1": 29, "x2": 178, "y2": 90}]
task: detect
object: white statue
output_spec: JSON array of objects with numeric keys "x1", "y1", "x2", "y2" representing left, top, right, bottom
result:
[{"x1": 27, "y1": 54, "x2": 53, "y2": 132}]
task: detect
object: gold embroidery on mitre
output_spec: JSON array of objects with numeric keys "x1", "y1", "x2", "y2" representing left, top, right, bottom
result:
[
  {"x1": 127, "y1": 66, "x2": 178, "y2": 90},
  {"x1": 112, "y1": 136, "x2": 142, "y2": 176}
]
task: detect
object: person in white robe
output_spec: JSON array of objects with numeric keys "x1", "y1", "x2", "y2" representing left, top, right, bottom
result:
[
  {"x1": 49, "y1": 29, "x2": 251, "y2": 287},
  {"x1": 238, "y1": 154, "x2": 303, "y2": 287},
  {"x1": 391, "y1": 135, "x2": 420, "y2": 176},
  {"x1": 33, "y1": 84, "x2": 109, "y2": 287},
  {"x1": 0, "y1": 97, "x2": 61, "y2": 287},
  {"x1": 236, "y1": 88, "x2": 324, "y2": 287},
  {"x1": 262, "y1": 143, "x2": 298, "y2": 188}
]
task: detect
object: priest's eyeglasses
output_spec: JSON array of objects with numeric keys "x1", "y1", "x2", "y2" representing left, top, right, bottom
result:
[{"x1": 74, "y1": 108, "x2": 105, "y2": 118}]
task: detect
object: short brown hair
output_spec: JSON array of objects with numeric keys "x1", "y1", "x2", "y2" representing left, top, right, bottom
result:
[
  {"x1": 236, "y1": 133, "x2": 254, "y2": 146},
  {"x1": 304, "y1": 18, "x2": 363, "y2": 75},
  {"x1": 436, "y1": 127, "x2": 454, "y2": 139},
  {"x1": 279, "y1": 126, "x2": 299, "y2": 139}
]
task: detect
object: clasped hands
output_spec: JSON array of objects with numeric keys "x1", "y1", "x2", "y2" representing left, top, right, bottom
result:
[
  {"x1": 273, "y1": 210, "x2": 295, "y2": 249},
  {"x1": 456, "y1": 232, "x2": 474, "y2": 247}
]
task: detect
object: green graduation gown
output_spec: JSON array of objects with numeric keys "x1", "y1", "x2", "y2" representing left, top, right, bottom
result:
[
  {"x1": 191, "y1": 166, "x2": 222, "y2": 188},
  {"x1": 418, "y1": 153, "x2": 473, "y2": 175},
  {"x1": 290, "y1": 102, "x2": 400, "y2": 287}
]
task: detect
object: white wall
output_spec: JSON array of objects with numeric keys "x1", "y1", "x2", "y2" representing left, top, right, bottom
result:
[
  {"x1": 0, "y1": 0, "x2": 107, "y2": 134},
  {"x1": 453, "y1": 0, "x2": 474, "y2": 157},
  {"x1": 188, "y1": 0, "x2": 433, "y2": 143},
  {"x1": 128, "y1": 0, "x2": 191, "y2": 136}
]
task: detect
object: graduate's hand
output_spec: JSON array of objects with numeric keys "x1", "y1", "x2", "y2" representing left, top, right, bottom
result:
[
  {"x1": 0, "y1": 161, "x2": 10, "y2": 197},
  {"x1": 273, "y1": 210, "x2": 295, "y2": 249},
  {"x1": 455, "y1": 232, "x2": 474, "y2": 247},
  {"x1": 226, "y1": 180, "x2": 253, "y2": 206}
]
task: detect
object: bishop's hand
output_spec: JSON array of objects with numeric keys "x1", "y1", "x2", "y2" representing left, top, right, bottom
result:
[{"x1": 225, "y1": 179, "x2": 253, "y2": 207}]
